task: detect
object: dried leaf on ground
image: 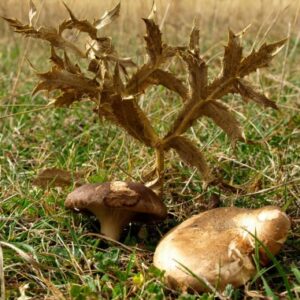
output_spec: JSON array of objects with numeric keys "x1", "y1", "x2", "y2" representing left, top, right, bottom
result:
[{"x1": 33, "y1": 168, "x2": 85, "y2": 188}]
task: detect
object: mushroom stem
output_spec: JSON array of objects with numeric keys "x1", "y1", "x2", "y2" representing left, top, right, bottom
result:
[
  {"x1": 100, "y1": 219, "x2": 123, "y2": 241},
  {"x1": 94, "y1": 209, "x2": 136, "y2": 241}
]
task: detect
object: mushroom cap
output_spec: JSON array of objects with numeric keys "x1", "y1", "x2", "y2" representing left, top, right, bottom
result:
[
  {"x1": 65, "y1": 181, "x2": 167, "y2": 221},
  {"x1": 153, "y1": 206, "x2": 290, "y2": 292}
]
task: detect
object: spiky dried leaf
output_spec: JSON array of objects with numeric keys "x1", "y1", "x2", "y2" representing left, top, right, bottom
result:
[
  {"x1": 189, "y1": 23, "x2": 200, "y2": 53},
  {"x1": 54, "y1": 91, "x2": 83, "y2": 107},
  {"x1": 94, "y1": 2, "x2": 121, "y2": 30},
  {"x1": 167, "y1": 136, "x2": 213, "y2": 181},
  {"x1": 143, "y1": 18, "x2": 163, "y2": 64},
  {"x1": 33, "y1": 69, "x2": 99, "y2": 95},
  {"x1": 201, "y1": 100, "x2": 245, "y2": 141},
  {"x1": 100, "y1": 94, "x2": 160, "y2": 147},
  {"x1": 33, "y1": 168, "x2": 84, "y2": 188},
  {"x1": 147, "y1": 69, "x2": 189, "y2": 100},
  {"x1": 62, "y1": 3, "x2": 97, "y2": 39},
  {"x1": 3, "y1": 17, "x2": 85, "y2": 57},
  {"x1": 180, "y1": 50, "x2": 208, "y2": 101},
  {"x1": 223, "y1": 29, "x2": 243, "y2": 76},
  {"x1": 234, "y1": 79, "x2": 278, "y2": 109},
  {"x1": 238, "y1": 39, "x2": 287, "y2": 77}
]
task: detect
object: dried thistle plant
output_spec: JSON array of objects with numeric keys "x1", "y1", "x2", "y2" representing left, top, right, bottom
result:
[{"x1": 3, "y1": 2, "x2": 286, "y2": 195}]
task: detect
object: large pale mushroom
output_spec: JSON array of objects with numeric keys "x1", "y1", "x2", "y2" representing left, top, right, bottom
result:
[
  {"x1": 65, "y1": 181, "x2": 167, "y2": 240},
  {"x1": 153, "y1": 206, "x2": 290, "y2": 292}
]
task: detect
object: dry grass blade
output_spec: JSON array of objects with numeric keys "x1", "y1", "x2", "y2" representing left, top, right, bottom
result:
[
  {"x1": 0, "y1": 244, "x2": 4, "y2": 300},
  {"x1": 235, "y1": 79, "x2": 278, "y2": 109},
  {"x1": 238, "y1": 38, "x2": 287, "y2": 77},
  {"x1": 167, "y1": 136, "x2": 213, "y2": 181},
  {"x1": 94, "y1": 2, "x2": 121, "y2": 30},
  {"x1": 223, "y1": 29, "x2": 243, "y2": 76},
  {"x1": 0, "y1": 242, "x2": 40, "y2": 269},
  {"x1": 29, "y1": 0, "x2": 37, "y2": 26},
  {"x1": 33, "y1": 168, "x2": 85, "y2": 188}
]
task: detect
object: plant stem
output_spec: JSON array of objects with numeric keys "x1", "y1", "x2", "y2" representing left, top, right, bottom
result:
[{"x1": 155, "y1": 146, "x2": 165, "y2": 197}]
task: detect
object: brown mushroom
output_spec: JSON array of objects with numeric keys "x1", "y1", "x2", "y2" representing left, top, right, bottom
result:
[
  {"x1": 153, "y1": 206, "x2": 290, "y2": 292},
  {"x1": 65, "y1": 181, "x2": 167, "y2": 240}
]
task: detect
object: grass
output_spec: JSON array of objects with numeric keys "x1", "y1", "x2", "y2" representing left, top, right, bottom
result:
[{"x1": 1, "y1": 0, "x2": 300, "y2": 299}]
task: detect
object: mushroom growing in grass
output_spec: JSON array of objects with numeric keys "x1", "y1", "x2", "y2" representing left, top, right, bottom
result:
[
  {"x1": 153, "y1": 206, "x2": 290, "y2": 292},
  {"x1": 65, "y1": 181, "x2": 167, "y2": 241}
]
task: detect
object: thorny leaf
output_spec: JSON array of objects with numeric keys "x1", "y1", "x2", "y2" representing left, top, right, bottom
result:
[
  {"x1": 99, "y1": 94, "x2": 160, "y2": 147},
  {"x1": 147, "y1": 69, "x2": 189, "y2": 100},
  {"x1": 33, "y1": 168, "x2": 85, "y2": 188},
  {"x1": 189, "y1": 22, "x2": 200, "y2": 54},
  {"x1": 166, "y1": 136, "x2": 213, "y2": 181},
  {"x1": 94, "y1": 2, "x2": 121, "y2": 30},
  {"x1": 201, "y1": 100, "x2": 245, "y2": 142},
  {"x1": 3, "y1": 17, "x2": 85, "y2": 57},
  {"x1": 143, "y1": 18, "x2": 163, "y2": 65},
  {"x1": 235, "y1": 79, "x2": 278, "y2": 109},
  {"x1": 180, "y1": 50, "x2": 208, "y2": 101},
  {"x1": 29, "y1": 0, "x2": 37, "y2": 26},
  {"x1": 62, "y1": 2, "x2": 97, "y2": 38},
  {"x1": 223, "y1": 29, "x2": 243, "y2": 76},
  {"x1": 54, "y1": 91, "x2": 84, "y2": 107},
  {"x1": 33, "y1": 69, "x2": 100, "y2": 95},
  {"x1": 238, "y1": 38, "x2": 287, "y2": 77}
]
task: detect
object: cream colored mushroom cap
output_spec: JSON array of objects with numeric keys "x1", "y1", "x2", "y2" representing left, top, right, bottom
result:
[{"x1": 153, "y1": 206, "x2": 290, "y2": 292}]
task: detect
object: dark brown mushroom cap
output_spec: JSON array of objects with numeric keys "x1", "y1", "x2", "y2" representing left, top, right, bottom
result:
[{"x1": 65, "y1": 181, "x2": 167, "y2": 220}]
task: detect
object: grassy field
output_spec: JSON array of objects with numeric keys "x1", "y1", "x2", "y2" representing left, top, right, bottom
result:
[{"x1": 0, "y1": 0, "x2": 300, "y2": 299}]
